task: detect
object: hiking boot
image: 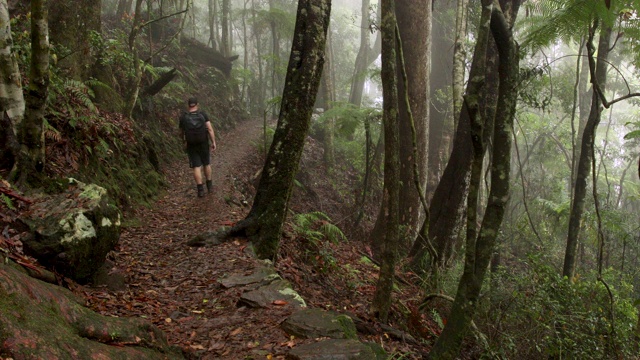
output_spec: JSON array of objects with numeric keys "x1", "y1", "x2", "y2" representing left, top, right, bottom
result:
[
  {"x1": 197, "y1": 184, "x2": 205, "y2": 198},
  {"x1": 206, "y1": 180, "x2": 213, "y2": 193}
]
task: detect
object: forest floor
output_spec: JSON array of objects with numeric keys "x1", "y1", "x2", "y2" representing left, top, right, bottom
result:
[{"x1": 69, "y1": 117, "x2": 442, "y2": 359}]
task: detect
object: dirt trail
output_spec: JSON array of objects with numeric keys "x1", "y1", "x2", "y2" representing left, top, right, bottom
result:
[{"x1": 78, "y1": 118, "x2": 298, "y2": 359}]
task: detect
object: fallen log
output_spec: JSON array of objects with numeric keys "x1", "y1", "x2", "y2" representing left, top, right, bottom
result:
[
  {"x1": 143, "y1": 67, "x2": 178, "y2": 96},
  {"x1": 181, "y1": 37, "x2": 238, "y2": 76}
]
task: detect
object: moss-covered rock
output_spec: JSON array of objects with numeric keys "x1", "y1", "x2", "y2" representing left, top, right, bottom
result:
[{"x1": 19, "y1": 178, "x2": 121, "y2": 283}]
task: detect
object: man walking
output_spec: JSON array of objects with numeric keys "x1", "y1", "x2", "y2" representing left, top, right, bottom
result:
[{"x1": 179, "y1": 97, "x2": 217, "y2": 197}]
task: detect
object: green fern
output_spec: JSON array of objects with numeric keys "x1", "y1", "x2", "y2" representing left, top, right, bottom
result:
[
  {"x1": 293, "y1": 211, "x2": 346, "y2": 244},
  {"x1": 520, "y1": 0, "x2": 619, "y2": 53}
]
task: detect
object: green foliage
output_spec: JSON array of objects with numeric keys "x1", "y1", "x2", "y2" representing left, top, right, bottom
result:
[
  {"x1": 0, "y1": 194, "x2": 15, "y2": 211},
  {"x1": 520, "y1": 0, "x2": 617, "y2": 53},
  {"x1": 479, "y1": 257, "x2": 638, "y2": 359},
  {"x1": 292, "y1": 211, "x2": 346, "y2": 272}
]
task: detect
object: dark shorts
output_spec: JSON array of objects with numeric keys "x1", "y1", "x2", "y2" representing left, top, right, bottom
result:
[{"x1": 186, "y1": 142, "x2": 210, "y2": 168}]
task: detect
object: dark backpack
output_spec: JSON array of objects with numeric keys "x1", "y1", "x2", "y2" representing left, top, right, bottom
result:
[{"x1": 182, "y1": 111, "x2": 208, "y2": 144}]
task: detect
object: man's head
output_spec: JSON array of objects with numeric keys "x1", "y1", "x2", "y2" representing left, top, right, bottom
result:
[{"x1": 188, "y1": 97, "x2": 198, "y2": 108}]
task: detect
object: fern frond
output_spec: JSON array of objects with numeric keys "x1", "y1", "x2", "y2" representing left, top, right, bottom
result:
[{"x1": 520, "y1": 0, "x2": 619, "y2": 53}]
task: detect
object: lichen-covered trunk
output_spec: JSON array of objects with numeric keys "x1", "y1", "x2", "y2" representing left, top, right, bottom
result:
[
  {"x1": 13, "y1": 0, "x2": 50, "y2": 186},
  {"x1": 428, "y1": 2, "x2": 520, "y2": 358},
  {"x1": 0, "y1": 0, "x2": 24, "y2": 170},
  {"x1": 452, "y1": 0, "x2": 469, "y2": 123},
  {"x1": 396, "y1": 0, "x2": 430, "y2": 252},
  {"x1": 371, "y1": 0, "x2": 399, "y2": 323},
  {"x1": 236, "y1": 0, "x2": 331, "y2": 260},
  {"x1": 563, "y1": 24, "x2": 612, "y2": 279}
]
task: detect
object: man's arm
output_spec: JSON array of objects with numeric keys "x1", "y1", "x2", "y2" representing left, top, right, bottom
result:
[{"x1": 206, "y1": 122, "x2": 217, "y2": 150}]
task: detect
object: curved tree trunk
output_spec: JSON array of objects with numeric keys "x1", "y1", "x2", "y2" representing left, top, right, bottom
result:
[
  {"x1": 228, "y1": 0, "x2": 331, "y2": 260},
  {"x1": 409, "y1": 0, "x2": 495, "y2": 272},
  {"x1": 563, "y1": 24, "x2": 612, "y2": 279},
  {"x1": 428, "y1": 2, "x2": 520, "y2": 357}
]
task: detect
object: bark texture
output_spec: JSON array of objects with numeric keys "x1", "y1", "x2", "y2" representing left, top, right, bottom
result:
[
  {"x1": 0, "y1": 0, "x2": 24, "y2": 171},
  {"x1": 229, "y1": 0, "x2": 331, "y2": 260},
  {"x1": 371, "y1": 0, "x2": 399, "y2": 323},
  {"x1": 13, "y1": 0, "x2": 50, "y2": 186},
  {"x1": 396, "y1": 0, "x2": 430, "y2": 250}
]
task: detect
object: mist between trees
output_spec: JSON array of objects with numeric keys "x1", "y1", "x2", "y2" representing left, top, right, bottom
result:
[{"x1": 3, "y1": 0, "x2": 640, "y2": 358}]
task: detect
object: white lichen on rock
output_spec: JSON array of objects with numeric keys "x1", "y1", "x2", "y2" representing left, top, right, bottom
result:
[
  {"x1": 59, "y1": 212, "x2": 96, "y2": 244},
  {"x1": 278, "y1": 287, "x2": 307, "y2": 307}
]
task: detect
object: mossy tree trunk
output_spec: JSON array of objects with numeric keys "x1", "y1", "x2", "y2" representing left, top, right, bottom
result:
[
  {"x1": 229, "y1": 0, "x2": 331, "y2": 261},
  {"x1": 0, "y1": 0, "x2": 25, "y2": 172},
  {"x1": 12, "y1": 0, "x2": 50, "y2": 187},
  {"x1": 563, "y1": 23, "x2": 612, "y2": 279},
  {"x1": 370, "y1": 0, "x2": 399, "y2": 323},
  {"x1": 428, "y1": 1, "x2": 520, "y2": 358},
  {"x1": 396, "y1": 0, "x2": 430, "y2": 251}
]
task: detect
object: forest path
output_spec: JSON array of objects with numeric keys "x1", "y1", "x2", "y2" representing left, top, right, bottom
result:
[{"x1": 77, "y1": 118, "x2": 296, "y2": 359}]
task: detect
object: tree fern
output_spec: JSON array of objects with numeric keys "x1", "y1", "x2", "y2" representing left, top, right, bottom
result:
[{"x1": 520, "y1": 0, "x2": 619, "y2": 53}]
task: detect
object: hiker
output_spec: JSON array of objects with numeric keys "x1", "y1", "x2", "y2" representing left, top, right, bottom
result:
[{"x1": 179, "y1": 97, "x2": 217, "y2": 198}]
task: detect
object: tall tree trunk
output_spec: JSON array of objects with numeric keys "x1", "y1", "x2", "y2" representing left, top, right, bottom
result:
[
  {"x1": 0, "y1": 0, "x2": 25, "y2": 172},
  {"x1": 241, "y1": 0, "x2": 249, "y2": 103},
  {"x1": 563, "y1": 24, "x2": 612, "y2": 279},
  {"x1": 227, "y1": 0, "x2": 331, "y2": 260},
  {"x1": 371, "y1": 0, "x2": 399, "y2": 323},
  {"x1": 123, "y1": 0, "x2": 145, "y2": 118},
  {"x1": 12, "y1": 0, "x2": 50, "y2": 186},
  {"x1": 251, "y1": 0, "x2": 264, "y2": 111},
  {"x1": 428, "y1": 2, "x2": 519, "y2": 357},
  {"x1": 221, "y1": 0, "x2": 231, "y2": 56},
  {"x1": 396, "y1": 0, "x2": 430, "y2": 251},
  {"x1": 348, "y1": 0, "x2": 381, "y2": 106},
  {"x1": 452, "y1": 0, "x2": 468, "y2": 124},
  {"x1": 208, "y1": 0, "x2": 218, "y2": 50},
  {"x1": 321, "y1": 31, "x2": 335, "y2": 169},
  {"x1": 269, "y1": 0, "x2": 280, "y2": 116},
  {"x1": 426, "y1": 0, "x2": 455, "y2": 201}
]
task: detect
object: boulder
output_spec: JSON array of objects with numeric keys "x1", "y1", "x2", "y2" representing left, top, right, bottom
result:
[
  {"x1": 19, "y1": 178, "x2": 121, "y2": 283},
  {"x1": 281, "y1": 308, "x2": 357, "y2": 340}
]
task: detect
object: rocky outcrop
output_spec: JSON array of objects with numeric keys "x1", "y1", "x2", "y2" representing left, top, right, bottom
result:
[
  {"x1": 0, "y1": 262, "x2": 183, "y2": 359},
  {"x1": 19, "y1": 178, "x2": 121, "y2": 283}
]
